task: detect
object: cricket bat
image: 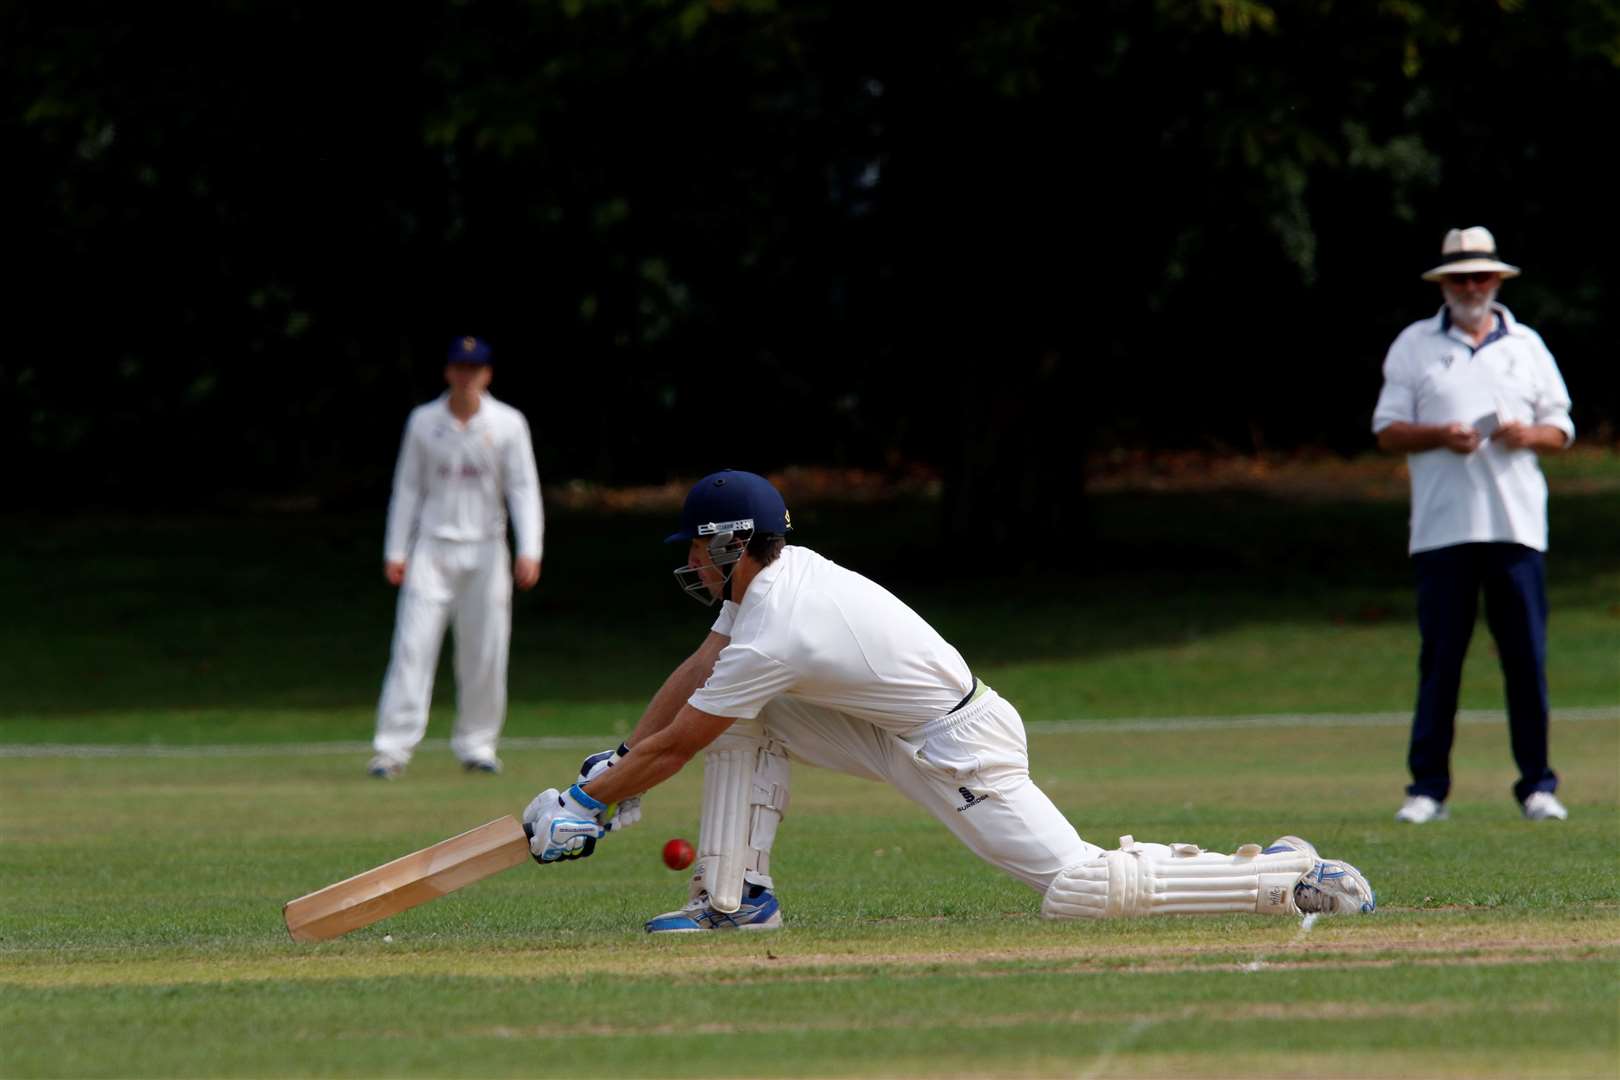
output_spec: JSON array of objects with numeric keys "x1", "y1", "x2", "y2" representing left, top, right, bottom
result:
[{"x1": 283, "y1": 816, "x2": 533, "y2": 942}]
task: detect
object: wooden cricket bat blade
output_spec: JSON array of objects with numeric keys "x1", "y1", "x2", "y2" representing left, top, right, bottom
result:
[{"x1": 283, "y1": 815, "x2": 530, "y2": 942}]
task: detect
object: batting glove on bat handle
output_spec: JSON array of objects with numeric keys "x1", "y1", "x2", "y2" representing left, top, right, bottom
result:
[
  {"x1": 577, "y1": 742, "x2": 642, "y2": 832},
  {"x1": 577, "y1": 742, "x2": 631, "y2": 784},
  {"x1": 524, "y1": 785, "x2": 606, "y2": 865}
]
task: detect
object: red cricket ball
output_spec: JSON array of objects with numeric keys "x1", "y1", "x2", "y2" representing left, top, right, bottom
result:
[{"x1": 662, "y1": 837, "x2": 695, "y2": 871}]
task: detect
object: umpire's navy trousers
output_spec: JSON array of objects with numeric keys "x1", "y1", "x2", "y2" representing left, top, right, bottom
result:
[{"x1": 1408, "y1": 541, "x2": 1558, "y2": 803}]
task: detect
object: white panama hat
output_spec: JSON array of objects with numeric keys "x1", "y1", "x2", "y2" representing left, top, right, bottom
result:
[{"x1": 1421, "y1": 226, "x2": 1522, "y2": 281}]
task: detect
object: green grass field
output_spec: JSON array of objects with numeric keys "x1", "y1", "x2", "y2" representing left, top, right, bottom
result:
[{"x1": 2, "y1": 453, "x2": 1617, "y2": 1077}]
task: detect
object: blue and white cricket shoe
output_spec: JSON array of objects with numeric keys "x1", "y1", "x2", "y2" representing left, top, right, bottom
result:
[
  {"x1": 645, "y1": 885, "x2": 782, "y2": 933},
  {"x1": 1262, "y1": 835, "x2": 1319, "y2": 860},
  {"x1": 1263, "y1": 835, "x2": 1376, "y2": 915}
]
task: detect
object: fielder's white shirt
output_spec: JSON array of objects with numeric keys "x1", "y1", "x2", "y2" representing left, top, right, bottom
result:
[
  {"x1": 1372, "y1": 304, "x2": 1573, "y2": 554},
  {"x1": 383, "y1": 392, "x2": 544, "y2": 562},
  {"x1": 690, "y1": 546, "x2": 974, "y2": 732}
]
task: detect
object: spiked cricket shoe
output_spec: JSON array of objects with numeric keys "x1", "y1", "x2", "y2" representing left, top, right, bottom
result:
[
  {"x1": 367, "y1": 755, "x2": 405, "y2": 780},
  {"x1": 1262, "y1": 835, "x2": 1319, "y2": 860},
  {"x1": 645, "y1": 885, "x2": 782, "y2": 933},
  {"x1": 1293, "y1": 858, "x2": 1377, "y2": 915}
]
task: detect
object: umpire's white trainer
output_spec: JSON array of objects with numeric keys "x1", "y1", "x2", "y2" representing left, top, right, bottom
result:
[
  {"x1": 645, "y1": 885, "x2": 782, "y2": 933},
  {"x1": 1521, "y1": 791, "x2": 1569, "y2": 821},
  {"x1": 1395, "y1": 794, "x2": 1449, "y2": 823}
]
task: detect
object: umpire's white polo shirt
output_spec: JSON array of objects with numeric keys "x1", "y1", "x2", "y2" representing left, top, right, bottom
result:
[
  {"x1": 1372, "y1": 304, "x2": 1574, "y2": 555},
  {"x1": 690, "y1": 546, "x2": 973, "y2": 732}
]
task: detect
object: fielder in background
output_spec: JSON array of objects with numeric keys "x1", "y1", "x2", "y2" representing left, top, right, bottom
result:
[
  {"x1": 368, "y1": 336, "x2": 544, "y2": 780},
  {"x1": 1373, "y1": 227, "x2": 1574, "y2": 825},
  {"x1": 522, "y1": 470, "x2": 1375, "y2": 931}
]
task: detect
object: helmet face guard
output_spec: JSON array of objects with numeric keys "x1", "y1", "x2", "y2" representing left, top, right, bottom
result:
[{"x1": 672, "y1": 519, "x2": 753, "y2": 606}]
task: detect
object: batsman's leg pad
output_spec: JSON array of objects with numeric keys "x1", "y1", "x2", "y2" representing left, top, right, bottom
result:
[
  {"x1": 1041, "y1": 835, "x2": 1314, "y2": 919},
  {"x1": 698, "y1": 720, "x2": 792, "y2": 914}
]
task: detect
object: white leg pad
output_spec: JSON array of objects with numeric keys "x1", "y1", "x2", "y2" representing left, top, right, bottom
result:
[
  {"x1": 697, "y1": 720, "x2": 791, "y2": 914},
  {"x1": 1041, "y1": 835, "x2": 1314, "y2": 919}
]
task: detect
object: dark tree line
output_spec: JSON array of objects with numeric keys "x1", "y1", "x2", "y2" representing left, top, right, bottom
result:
[{"x1": 8, "y1": 1, "x2": 1617, "y2": 536}]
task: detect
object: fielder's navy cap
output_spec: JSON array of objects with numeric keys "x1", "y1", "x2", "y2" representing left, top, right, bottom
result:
[
  {"x1": 665, "y1": 470, "x2": 792, "y2": 543},
  {"x1": 448, "y1": 336, "x2": 493, "y2": 364}
]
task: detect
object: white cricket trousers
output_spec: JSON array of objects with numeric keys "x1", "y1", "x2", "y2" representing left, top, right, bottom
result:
[
  {"x1": 373, "y1": 537, "x2": 512, "y2": 765},
  {"x1": 757, "y1": 686, "x2": 1101, "y2": 893}
]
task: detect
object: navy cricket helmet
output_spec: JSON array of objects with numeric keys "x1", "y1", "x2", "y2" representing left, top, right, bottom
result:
[
  {"x1": 664, "y1": 470, "x2": 792, "y2": 544},
  {"x1": 667, "y1": 470, "x2": 792, "y2": 606}
]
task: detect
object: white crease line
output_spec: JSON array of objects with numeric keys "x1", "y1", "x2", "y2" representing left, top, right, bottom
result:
[
  {"x1": 1076, "y1": 1016, "x2": 1159, "y2": 1080},
  {"x1": 0, "y1": 736, "x2": 605, "y2": 759},
  {"x1": 1243, "y1": 912, "x2": 1319, "y2": 973},
  {"x1": 0, "y1": 707, "x2": 1612, "y2": 759},
  {"x1": 1026, "y1": 706, "x2": 1616, "y2": 735}
]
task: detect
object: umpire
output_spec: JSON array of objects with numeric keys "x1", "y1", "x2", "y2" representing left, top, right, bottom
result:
[{"x1": 1372, "y1": 227, "x2": 1575, "y2": 824}]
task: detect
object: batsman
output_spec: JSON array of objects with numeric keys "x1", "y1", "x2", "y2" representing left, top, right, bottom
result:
[{"x1": 524, "y1": 470, "x2": 1376, "y2": 931}]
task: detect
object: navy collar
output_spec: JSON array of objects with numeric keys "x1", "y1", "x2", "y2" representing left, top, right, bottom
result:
[{"x1": 1438, "y1": 305, "x2": 1510, "y2": 353}]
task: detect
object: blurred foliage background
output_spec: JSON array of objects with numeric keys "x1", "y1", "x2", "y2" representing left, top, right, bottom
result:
[{"x1": 7, "y1": 0, "x2": 1618, "y2": 535}]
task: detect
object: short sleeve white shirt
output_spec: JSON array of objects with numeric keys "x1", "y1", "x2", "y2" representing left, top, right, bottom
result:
[
  {"x1": 1372, "y1": 305, "x2": 1574, "y2": 554},
  {"x1": 383, "y1": 393, "x2": 544, "y2": 561},
  {"x1": 689, "y1": 546, "x2": 974, "y2": 733}
]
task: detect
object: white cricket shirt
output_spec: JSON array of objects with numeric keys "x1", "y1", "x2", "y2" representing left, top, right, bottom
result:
[
  {"x1": 383, "y1": 392, "x2": 544, "y2": 562},
  {"x1": 689, "y1": 546, "x2": 974, "y2": 732},
  {"x1": 1372, "y1": 304, "x2": 1574, "y2": 554}
]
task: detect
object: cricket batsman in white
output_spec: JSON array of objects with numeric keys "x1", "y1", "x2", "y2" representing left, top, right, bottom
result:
[
  {"x1": 523, "y1": 470, "x2": 1375, "y2": 929},
  {"x1": 369, "y1": 336, "x2": 543, "y2": 779}
]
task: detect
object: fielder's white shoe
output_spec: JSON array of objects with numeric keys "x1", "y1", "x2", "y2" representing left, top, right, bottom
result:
[
  {"x1": 367, "y1": 755, "x2": 405, "y2": 780},
  {"x1": 645, "y1": 885, "x2": 782, "y2": 933},
  {"x1": 1395, "y1": 794, "x2": 1448, "y2": 823},
  {"x1": 1521, "y1": 791, "x2": 1569, "y2": 821},
  {"x1": 461, "y1": 756, "x2": 502, "y2": 775}
]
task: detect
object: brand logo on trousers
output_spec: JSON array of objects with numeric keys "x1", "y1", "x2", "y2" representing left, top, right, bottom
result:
[{"x1": 955, "y1": 786, "x2": 991, "y2": 812}]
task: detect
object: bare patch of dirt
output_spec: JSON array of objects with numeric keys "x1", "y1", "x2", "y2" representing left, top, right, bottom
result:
[{"x1": 9, "y1": 917, "x2": 1614, "y2": 989}]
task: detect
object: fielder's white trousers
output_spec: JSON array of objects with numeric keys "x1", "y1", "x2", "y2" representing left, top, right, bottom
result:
[
  {"x1": 373, "y1": 537, "x2": 512, "y2": 765},
  {"x1": 756, "y1": 687, "x2": 1101, "y2": 893}
]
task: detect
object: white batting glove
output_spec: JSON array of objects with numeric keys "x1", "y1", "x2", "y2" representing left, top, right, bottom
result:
[
  {"x1": 577, "y1": 742, "x2": 631, "y2": 784},
  {"x1": 576, "y1": 742, "x2": 642, "y2": 832},
  {"x1": 522, "y1": 785, "x2": 606, "y2": 863}
]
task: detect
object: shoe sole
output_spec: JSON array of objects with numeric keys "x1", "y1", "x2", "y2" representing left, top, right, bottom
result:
[{"x1": 646, "y1": 915, "x2": 783, "y2": 934}]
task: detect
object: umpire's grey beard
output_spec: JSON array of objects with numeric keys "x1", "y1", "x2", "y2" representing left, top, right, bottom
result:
[{"x1": 1445, "y1": 290, "x2": 1498, "y2": 333}]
